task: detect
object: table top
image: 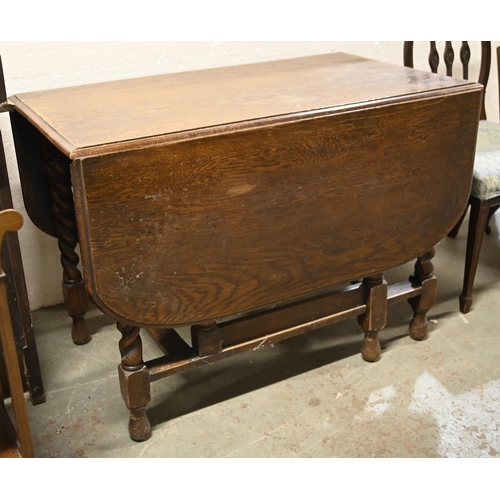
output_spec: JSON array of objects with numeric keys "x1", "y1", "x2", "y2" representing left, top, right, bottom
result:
[
  {"x1": 8, "y1": 51, "x2": 482, "y2": 327},
  {"x1": 9, "y1": 52, "x2": 473, "y2": 159}
]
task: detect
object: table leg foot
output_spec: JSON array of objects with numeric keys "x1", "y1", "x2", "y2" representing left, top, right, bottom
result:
[
  {"x1": 361, "y1": 333, "x2": 381, "y2": 362},
  {"x1": 71, "y1": 315, "x2": 91, "y2": 345},
  {"x1": 358, "y1": 275, "x2": 387, "y2": 363},
  {"x1": 63, "y1": 278, "x2": 90, "y2": 345},
  {"x1": 129, "y1": 406, "x2": 151, "y2": 442},
  {"x1": 408, "y1": 315, "x2": 427, "y2": 341}
]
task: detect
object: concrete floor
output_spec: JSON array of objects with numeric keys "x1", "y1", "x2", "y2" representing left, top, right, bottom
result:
[{"x1": 10, "y1": 214, "x2": 500, "y2": 458}]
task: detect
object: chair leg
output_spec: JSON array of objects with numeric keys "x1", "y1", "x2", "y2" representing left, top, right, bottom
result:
[
  {"x1": 448, "y1": 204, "x2": 469, "y2": 238},
  {"x1": 460, "y1": 197, "x2": 490, "y2": 313},
  {"x1": 485, "y1": 206, "x2": 499, "y2": 235}
]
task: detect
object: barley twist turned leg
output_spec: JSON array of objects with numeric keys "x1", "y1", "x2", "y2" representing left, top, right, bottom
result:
[
  {"x1": 117, "y1": 322, "x2": 152, "y2": 441},
  {"x1": 45, "y1": 145, "x2": 90, "y2": 345},
  {"x1": 408, "y1": 247, "x2": 437, "y2": 340},
  {"x1": 358, "y1": 274, "x2": 387, "y2": 362}
]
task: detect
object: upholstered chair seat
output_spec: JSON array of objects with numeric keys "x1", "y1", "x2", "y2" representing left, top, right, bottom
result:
[{"x1": 472, "y1": 120, "x2": 500, "y2": 200}]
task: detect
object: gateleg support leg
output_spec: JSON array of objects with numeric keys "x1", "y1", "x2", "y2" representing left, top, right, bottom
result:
[
  {"x1": 408, "y1": 276, "x2": 437, "y2": 341},
  {"x1": 408, "y1": 247, "x2": 437, "y2": 341},
  {"x1": 358, "y1": 274, "x2": 387, "y2": 363}
]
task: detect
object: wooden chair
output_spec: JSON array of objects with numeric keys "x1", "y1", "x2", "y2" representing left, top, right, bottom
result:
[
  {"x1": 404, "y1": 42, "x2": 500, "y2": 313},
  {"x1": 0, "y1": 55, "x2": 45, "y2": 405},
  {"x1": 0, "y1": 209, "x2": 34, "y2": 457}
]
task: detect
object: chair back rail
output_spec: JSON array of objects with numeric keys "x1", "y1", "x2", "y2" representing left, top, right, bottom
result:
[{"x1": 404, "y1": 41, "x2": 491, "y2": 120}]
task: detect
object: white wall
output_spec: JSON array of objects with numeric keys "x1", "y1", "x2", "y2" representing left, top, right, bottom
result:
[{"x1": 0, "y1": 41, "x2": 498, "y2": 310}]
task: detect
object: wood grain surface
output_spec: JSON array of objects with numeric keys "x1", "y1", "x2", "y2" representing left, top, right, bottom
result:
[
  {"x1": 9, "y1": 52, "x2": 470, "y2": 158},
  {"x1": 72, "y1": 86, "x2": 481, "y2": 327},
  {"x1": 7, "y1": 50, "x2": 484, "y2": 443}
]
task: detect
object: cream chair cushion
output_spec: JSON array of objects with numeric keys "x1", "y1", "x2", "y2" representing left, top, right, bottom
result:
[{"x1": 472, "y1": 120, "x2": 500, "y2": 200}]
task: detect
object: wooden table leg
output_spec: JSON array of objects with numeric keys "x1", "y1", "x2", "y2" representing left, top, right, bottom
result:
[
  {"x1": 44, "y1": 143, "x2": 90, "y2": 345},
  {"x1": 358, "y1": 274, "x2": 388, "y2": 362},
  {"x1": 408, "y1": 248, "x2": 437, "y2": 340},
  {"x1": 191, "y1": 321, "x2": 222, "y2": 356},
  {"x1": 117, "y1": 323, "x2": 151, "y2": 441}
]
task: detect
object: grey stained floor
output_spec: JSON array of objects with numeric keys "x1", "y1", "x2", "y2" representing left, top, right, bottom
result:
[{"x1": 13, "y1": 214, "x2": 500, "y2": 457}]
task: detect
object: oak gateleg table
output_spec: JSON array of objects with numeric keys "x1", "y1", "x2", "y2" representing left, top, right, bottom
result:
[{"x1": 5, "y1": 53, "x2": 482, "y2": 441}]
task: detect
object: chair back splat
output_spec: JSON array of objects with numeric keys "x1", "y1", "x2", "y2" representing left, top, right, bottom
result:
[{"x1": 404, "y1": 41, "x2": 491, "y2": 119}]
